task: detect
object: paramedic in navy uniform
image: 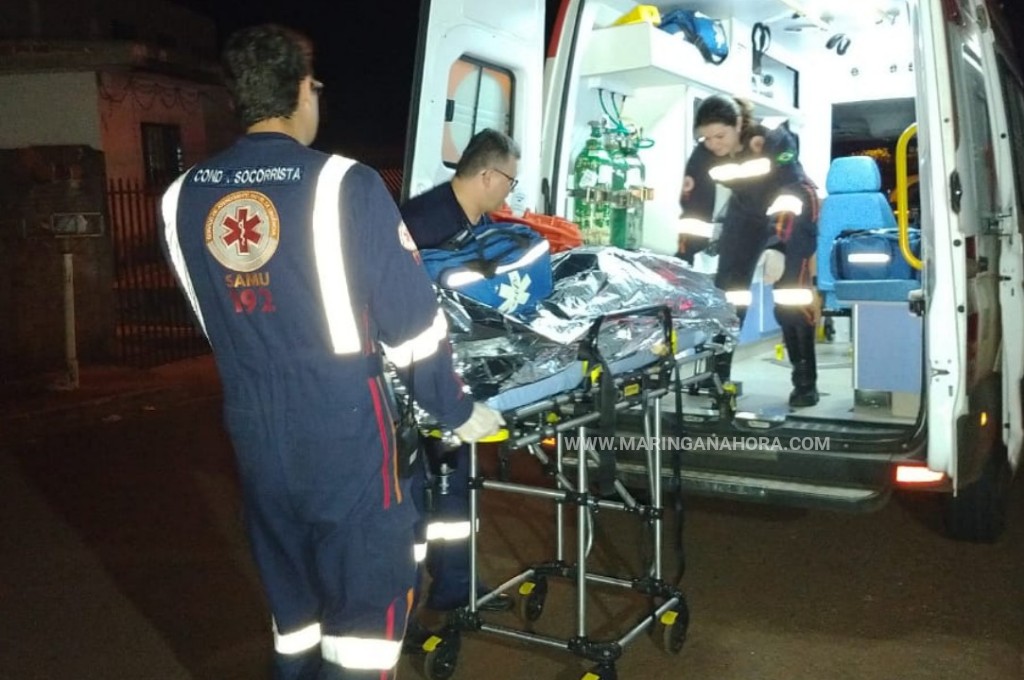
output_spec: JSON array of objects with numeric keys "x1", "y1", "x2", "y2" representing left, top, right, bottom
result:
[
  {"x1": 158, "y1": 24, "x2": 502, "y2": 680},
  {"x1": 679, "y1": 94, "x2": 821, "y2": 407},
  {"x1": 400, "y1": 129, "x2": 520, "y2": 618}
]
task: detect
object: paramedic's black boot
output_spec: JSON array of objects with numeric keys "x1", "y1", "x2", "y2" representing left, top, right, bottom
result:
[
  {"x1": 786, "y1": 324, "x2": 819, "y2": 408},
  {"x1": 789, "y1": 360, "x2": 819, "y2": 407}
]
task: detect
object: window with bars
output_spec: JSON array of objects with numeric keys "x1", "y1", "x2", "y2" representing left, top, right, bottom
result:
[{"x1": 141, "y1": 123, "x2": 184, "y2": 189}]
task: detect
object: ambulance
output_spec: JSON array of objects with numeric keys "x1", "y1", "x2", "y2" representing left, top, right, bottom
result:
[{"x1": 403, "y1": 0, "x2": 1024, "y2": 542}]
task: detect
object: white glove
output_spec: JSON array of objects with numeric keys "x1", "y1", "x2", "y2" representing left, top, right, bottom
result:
[
  {"x1": 453, "y1": 402, "x2": 505, "y2": 443},
  {"x1": 758, "y1": 248, "x2": 785, "y2": 285}
]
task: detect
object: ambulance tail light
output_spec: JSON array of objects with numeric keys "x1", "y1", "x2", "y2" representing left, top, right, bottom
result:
[{"x1": 895, "y1": 464, "x2": 947, "y2": 485}]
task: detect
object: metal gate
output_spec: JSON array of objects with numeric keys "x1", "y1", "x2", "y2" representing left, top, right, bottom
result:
[{"x1": 107, "y1": 179, "x2": 209, "y2": 367}]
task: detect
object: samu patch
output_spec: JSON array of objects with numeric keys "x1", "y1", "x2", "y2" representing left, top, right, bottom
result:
[{"x1": 205, "y1": 190, "x2": 280, "y2": 272}]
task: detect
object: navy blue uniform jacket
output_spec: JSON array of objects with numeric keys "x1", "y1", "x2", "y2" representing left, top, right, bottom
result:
[{"x1": 160, "y1": 133, "x2": 472, "y2": 514}]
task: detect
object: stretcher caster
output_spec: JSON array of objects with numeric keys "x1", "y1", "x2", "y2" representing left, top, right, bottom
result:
[
  {"x1": 581, "y1": 663, "x2": 617, "y2": 680},
  {"x1": 517, "y1": 578, "x2": 548, "y2": 622},
  {"x1": 422, "y1": 634, "x2": 460, "y2": 680},
  {"x1": 654, "y1": 599, "x2": 690, "y2": 654}
]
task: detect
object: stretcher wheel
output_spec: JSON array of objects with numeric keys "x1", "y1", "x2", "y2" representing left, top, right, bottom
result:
[
  {"x1": 517, "y1": 578, "x2": 548, "y2": 622},
  {"x1": 422, "y1": 636, "x2": 459, "y2": 680},
  {"x1": 655, "y1": 599, "x2": 690, "y2": 654},
  {"x1": 581, "y1": 663, "x2": 617, "y2": 680}
]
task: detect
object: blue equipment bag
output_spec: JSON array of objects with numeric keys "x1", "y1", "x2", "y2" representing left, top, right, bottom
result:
[
  {"x1": 420, "y1": 222, "x2": 553, "y2": 317},
  {"x1": 659, "y1": 10, "x2": 729, "y2": 64},
  {"x1": 831, "y1": 228, "x2": 921, "y2": 281}
]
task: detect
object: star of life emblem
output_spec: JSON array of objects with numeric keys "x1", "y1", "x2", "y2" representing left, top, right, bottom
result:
[
  {"x1": 497, "y1": 271, "x2": 532, "y2": 314},
  {"x1": 205, "y1": 191, "x2": 280, "y2": 272}
]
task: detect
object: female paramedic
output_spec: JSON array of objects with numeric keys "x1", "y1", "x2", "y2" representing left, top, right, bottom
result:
[{"x1": 679, "y1": 94, "x2": 822, "y2": 408}]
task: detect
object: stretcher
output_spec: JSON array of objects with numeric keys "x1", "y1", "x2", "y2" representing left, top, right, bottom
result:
[{"x1": 414, "y1": 305, "x2": 723, "y2": 680}]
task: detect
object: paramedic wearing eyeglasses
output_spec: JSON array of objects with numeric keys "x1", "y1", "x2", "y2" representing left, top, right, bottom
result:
[
  {"x1": 158, "y1": 25, "x2": 502, "y2": 680},
  {"x1": 399, "y1": 128, "x2": 521, "y2": 626},
  {"x1": 679, "y1": 94, "x2": 821, "y2": 407}
]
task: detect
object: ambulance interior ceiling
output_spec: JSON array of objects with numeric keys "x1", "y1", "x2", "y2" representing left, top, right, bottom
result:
[
  {"x1": 569, "y1": 0, "x2": 917, "y2": 253},
  {"x1": 657, "y1": 0, "x2": 910, "y2": 45}
]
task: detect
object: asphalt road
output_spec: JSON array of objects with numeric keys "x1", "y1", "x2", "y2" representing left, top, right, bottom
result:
[{"x1": 3, "y1": 394, "x2": 1023, "y2": 680}]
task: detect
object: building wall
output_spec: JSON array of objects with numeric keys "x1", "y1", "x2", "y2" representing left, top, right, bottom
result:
[
  {"x1": 98, "y1": 71, "x2": 214, "y2": 184},
  {"x1": 0, "y1": 72, "x2": 102, "y2": 149}
]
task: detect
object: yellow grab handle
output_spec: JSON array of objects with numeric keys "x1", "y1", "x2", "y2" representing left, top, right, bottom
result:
[{"x1": 895, "y1": 123, "x2": 922, "y2": 271}]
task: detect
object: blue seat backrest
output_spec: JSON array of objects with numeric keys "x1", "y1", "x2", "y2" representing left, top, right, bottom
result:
[{"x1": 816, "y1": 156, "x2": 897, "y2": 311}]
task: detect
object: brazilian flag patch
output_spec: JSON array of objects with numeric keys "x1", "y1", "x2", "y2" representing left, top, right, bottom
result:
[{"x1": 776, "y1": 150, "x2": 796, "y2": 164}]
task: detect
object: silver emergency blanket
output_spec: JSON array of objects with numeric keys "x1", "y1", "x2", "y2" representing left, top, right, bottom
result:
[{"x1": 441, "y1": 247, "x2": 739, "y2": 401}]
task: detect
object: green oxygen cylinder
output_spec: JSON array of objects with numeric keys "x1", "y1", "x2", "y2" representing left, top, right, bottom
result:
[
  {"x1": 607, "y1": 132, "x2": 629, "y2": 249},
  {"x1": 573, "y1": 121, "x2": 613, "y2": 245},
  {"x1": 623, "y1": 130, "x2": 646, "y2": 249}
]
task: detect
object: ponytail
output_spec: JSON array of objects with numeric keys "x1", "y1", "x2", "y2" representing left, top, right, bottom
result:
[{"x1": 734, "y1": 97, "x2": 756, "y2": 136}]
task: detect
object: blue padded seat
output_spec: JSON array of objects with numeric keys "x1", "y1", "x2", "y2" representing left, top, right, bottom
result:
[
  {"x1": 832, "y1": 278, "x2": 919, "y2": 303},
  {"x1": 816, "y1": 156, "x2": 900, "y2": 308}
]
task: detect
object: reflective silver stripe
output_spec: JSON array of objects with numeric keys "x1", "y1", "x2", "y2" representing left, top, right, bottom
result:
[
  {"x1": 321, "y1": 636, "x2": 402, "y2": 670},
  {"x1": 708, "y1": 158, "x2": 771, "y2": 182},
  {"x1": 273, "y1": 620, "x2": 322, "y2": 655},
  {"x1": 441, "y1": 240, "x2": 549, "y2": 288},
  {"x1": 414, "y1": 542, "x2": 428, "y2": 563},
  {"x1": 493, "y1": 240, "x2": 549, "y2": 274},
  {"x1": 765, "y1": 194, "x2": 804, "y2": 216},
  {"x1": 772, "y1": 288, "x2": 815, "y2": 305},
  {"x1": 425, "y1": 520, "x2": 472, "y2": 542},
  {"x1": 678, "y1": 217, "x2": 716, "y2": 238},
  {"x1": 848, "y1": 253, "x2": 891, "y2": 264},
  {"x1": 160, "y1": 172, "x2": 208, "y2": 338},
  {"x1": 313, "y1": 155, "x2": 361, "y2": 355},
  {"x1": 381, "y1": 309, "x2": 448, "y2": 368},
  {"x1": 443, "y1": 270, "x2": 484, "y2": 287},
  {"x1": 725, "y1": 290, "x2": 753, "y2": 307}
]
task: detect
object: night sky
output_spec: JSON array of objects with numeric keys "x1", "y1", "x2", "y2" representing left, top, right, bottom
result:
[{"x1": 169, "y1": 1, "x2": 422, "y2": 161}]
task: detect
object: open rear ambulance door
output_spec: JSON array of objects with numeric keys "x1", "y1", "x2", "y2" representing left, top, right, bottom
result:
[
  {"x1": 916, "y1": 0, "x2": 970, "y2": 484},
  {"x1": 977, "y1": 2, "x2": 1024, "y2": 473},
  {"x1": 920, "y1": 0, "x2": 1023, "y2": 497},
  {"x1": 403, "y1": 0, "x2": 546, "y2": 211}
]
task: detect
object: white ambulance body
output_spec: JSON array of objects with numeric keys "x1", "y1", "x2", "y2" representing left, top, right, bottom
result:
[{"x1": 404, "y1": 0, "x2": 1024, "y2": 541}]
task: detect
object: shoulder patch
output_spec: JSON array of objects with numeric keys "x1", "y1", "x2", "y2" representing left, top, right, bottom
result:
[
  {"x1": 776, "y1": 150, "x2": 796, "y2": 165},
  {"x1": 398, "y1": 221, "x2": 418, "y2": 251},
  {"x1": 204, "y1": 190, "x2": 281, "y2": 272}
]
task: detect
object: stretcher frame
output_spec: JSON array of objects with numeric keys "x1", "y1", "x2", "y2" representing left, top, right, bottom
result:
[{"x1": 418, "y1": 305, "x2": 722, "y2": 680}]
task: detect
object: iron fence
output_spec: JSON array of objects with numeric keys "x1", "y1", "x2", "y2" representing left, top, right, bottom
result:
[{"x1": 107, "y1": 179, "x2": 209, "y2": 367}]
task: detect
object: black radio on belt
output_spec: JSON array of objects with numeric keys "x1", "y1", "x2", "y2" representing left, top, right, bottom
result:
[
  {"x1": 395, "y1": 409, "x2": 420, "y2": 479},
  {"x1": 394, "y1": 370, "x2": 421, "y2": 479},
  {"x1": 441, "y1": 226, "x2": 475, "y2": 250}
]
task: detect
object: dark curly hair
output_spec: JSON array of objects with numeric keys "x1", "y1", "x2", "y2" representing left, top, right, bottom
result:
[
  {"x1": 695, "y1": 94, "x2": 755, "y2": 134},
  {"x1": 222, "y1": 24, "x2": 313, "y2": 128}
]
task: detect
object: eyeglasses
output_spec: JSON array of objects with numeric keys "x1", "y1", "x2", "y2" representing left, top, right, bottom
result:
[
  {"x1": 310, "y1": 79, "x2": 325, "y2": 97},
  {"x1": 491, "y1": 167, "x2": 519, "y2": 191}
]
